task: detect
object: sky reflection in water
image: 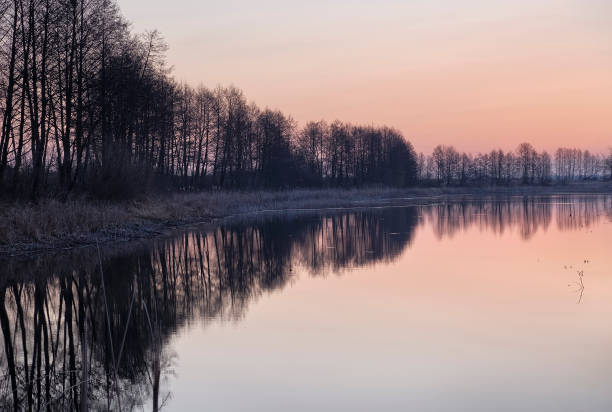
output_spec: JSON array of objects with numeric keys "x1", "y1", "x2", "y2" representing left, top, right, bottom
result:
[{"x1": 1, "y1": 195, "x2": 612, "y2": 411}]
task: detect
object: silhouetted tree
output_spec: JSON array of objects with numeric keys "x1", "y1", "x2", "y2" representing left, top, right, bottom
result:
[{"x1": 0, "y1": 0, "x2": 606, "y2": 199}]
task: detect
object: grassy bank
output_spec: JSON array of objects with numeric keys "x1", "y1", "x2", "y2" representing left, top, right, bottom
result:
[{"x1": 1, "y1": 182, "x2": 611, "y2": 256}]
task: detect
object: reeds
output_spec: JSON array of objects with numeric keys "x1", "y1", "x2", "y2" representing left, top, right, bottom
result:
[{"x1": 1, "y1": 183, "x2": 610, "y2": 254}]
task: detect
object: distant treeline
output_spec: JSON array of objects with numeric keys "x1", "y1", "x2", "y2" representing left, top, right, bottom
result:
[
  {"x1": 417, "y1": 144, "x2": 612, "y2": 186},
  {"x1": 0, "y1": 0, "x2": 610, "y2": 200}
]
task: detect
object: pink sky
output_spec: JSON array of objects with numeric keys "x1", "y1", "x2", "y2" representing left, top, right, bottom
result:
[{"x1": 118, "y1": 0, "x2": 612, "y2": 154}]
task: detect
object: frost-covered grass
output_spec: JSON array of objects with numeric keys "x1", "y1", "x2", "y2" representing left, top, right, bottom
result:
[{"x1": 1, "y1": 182, "x2": 610, "y2": 254}]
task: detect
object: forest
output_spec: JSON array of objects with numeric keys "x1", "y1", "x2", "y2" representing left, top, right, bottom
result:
[
  {"x1": 0, "y1": 0, "x2": 610, "y2": 201},
  {"x1": 417, "y1": 144, "x2": 612, "y2": 186}
]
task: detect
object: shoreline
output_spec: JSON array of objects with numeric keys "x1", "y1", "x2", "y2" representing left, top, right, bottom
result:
[{"x1": 1, "y1": 183, "x2": 611, "y2": 257}]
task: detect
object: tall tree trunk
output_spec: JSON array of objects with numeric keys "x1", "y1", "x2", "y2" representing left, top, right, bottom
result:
[{"x1": 0, "y1": 0, "x2": 19, "y2": 185}]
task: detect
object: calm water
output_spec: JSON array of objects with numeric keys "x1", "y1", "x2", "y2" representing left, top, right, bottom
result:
[{"x1": 2, "y1": 195, "x2": 612, "y2": 411}]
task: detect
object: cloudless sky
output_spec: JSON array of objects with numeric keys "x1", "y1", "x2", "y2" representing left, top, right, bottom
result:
[{"x1": 118, "y1": 0, "x2": 611, "y2": 154}]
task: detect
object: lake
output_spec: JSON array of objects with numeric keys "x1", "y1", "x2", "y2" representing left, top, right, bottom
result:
[{"x1": 1, "y1": 194, "x2": 612, "y2": 411}]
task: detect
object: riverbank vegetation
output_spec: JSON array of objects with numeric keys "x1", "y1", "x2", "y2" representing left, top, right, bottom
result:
[{"x1": 1, "y1": 183, "x2": 611, "y2": 255}]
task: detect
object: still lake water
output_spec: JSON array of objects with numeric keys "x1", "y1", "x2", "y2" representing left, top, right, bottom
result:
[{"x1": 1, "y1": 195, "x2": 612, "y2": 411}]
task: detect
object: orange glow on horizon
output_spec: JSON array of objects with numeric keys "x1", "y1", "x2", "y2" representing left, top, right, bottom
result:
[{"x1": 119, "y1": 0, "x2": 612, "y2": 154}]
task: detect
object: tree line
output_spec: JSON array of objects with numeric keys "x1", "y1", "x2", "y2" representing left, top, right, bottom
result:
[
  {"x1": 417, "y1": 143, "x2": 612, "y2": 186},
  {"x1": 0, "y1": 0, "x2": 609, "y2": 200},
  {"x1": 0, "y1": 0, "x2": 417, "y2": 199}
]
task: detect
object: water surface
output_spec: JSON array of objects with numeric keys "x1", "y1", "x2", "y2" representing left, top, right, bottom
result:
[{"x1": 1, "y1": 195, "x2": 612, "y2": 411}]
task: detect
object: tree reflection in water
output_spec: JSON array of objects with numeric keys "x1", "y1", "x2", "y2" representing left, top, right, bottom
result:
[{"x1": 1, "y1": 195, "x2": 610, "y2": 410}]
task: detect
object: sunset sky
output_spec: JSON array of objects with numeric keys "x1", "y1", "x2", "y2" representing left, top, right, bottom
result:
[{"x1": 119, "y1": 0, "x2": 612, "y2": 154}]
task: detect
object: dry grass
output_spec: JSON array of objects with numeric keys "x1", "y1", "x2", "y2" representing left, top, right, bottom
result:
[{"x1": 1, "y1": 183, "x2": 611, "y2": 254}]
